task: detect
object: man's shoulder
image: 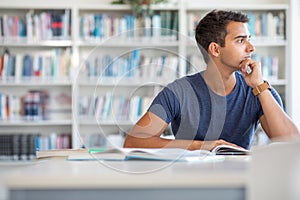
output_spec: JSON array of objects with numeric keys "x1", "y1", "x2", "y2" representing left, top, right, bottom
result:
[
  {"x1": 167, "y1": 72, "x2": 201, "y2": 89},
  {"x1": 172, "y1": 72, "x2": 202, "y2": 84},
  {"x1": 162, "y1": 73, "x2": 202, "y2": 98}
]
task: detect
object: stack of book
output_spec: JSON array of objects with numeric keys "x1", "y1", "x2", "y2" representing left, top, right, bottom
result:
[{"x1": 0, "y1": 134, "x2": 37, "y2": 161}]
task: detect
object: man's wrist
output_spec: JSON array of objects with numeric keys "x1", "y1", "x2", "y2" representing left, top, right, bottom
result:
[{"x1": 252, "y1": 80, "x2": 271, "y2": 96}]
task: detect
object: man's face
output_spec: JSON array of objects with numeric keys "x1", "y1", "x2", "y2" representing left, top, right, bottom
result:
[{"x1": 219, "y1": 21, "x2": 255, "y2": 72}]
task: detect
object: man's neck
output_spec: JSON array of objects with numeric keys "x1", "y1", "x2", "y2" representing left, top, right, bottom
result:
[{"x1": 203, "y1": 64, "x2": 236, "y2": 96}]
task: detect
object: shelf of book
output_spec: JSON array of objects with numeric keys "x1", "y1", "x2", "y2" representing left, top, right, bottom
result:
[{"x1": 0, "y1": 2, "x2": 73, "y2": 155}]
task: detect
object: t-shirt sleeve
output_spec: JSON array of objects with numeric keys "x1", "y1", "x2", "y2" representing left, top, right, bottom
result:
[{"x1": 148, "y1": 86, "x2": 180, "y2": 124}]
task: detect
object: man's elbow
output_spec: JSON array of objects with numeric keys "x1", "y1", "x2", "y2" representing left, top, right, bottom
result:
[
  {"x1": 276, "y1": 126, "x2": 300, "y2": 141},
  {"x1": 291, "y1": 126, "x2": 300, "y2": 137},
  {"x1": 123, "y1": 136, "x2": 135, "y2": 148}
]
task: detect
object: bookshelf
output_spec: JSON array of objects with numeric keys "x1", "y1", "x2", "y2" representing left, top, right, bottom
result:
[
  {"x1": 0, "y1": 0, "x2": 294, "y2": 154},
  {"x1": 72, "y1": 2, "x2": 181, "y2": 148},
  {"x1": 0, "y1": 2, "x2": 74, "y2": 156}
]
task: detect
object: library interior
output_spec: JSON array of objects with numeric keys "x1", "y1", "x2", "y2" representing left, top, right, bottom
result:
[{"x1": 0, "y1": 0, "x2": 300, "y2": 200}]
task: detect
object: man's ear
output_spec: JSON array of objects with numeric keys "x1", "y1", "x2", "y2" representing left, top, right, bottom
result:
[{"x1": 208, "y1": 42, "x2": 221, "y2": 57}]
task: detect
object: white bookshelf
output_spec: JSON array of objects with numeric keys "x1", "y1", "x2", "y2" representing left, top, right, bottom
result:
[
  {"x1": 0, "y1": 2, "x2": 73, "y2": 151},
  {"x1": 0, "y1": 0, "x2": 295, "y2": 150}
]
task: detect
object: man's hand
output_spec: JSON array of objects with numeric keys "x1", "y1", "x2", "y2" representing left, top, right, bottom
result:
[
  {"x1": 191, "y1": 139, "x2": 245, "y2": 151},
  {"x1": 239, "y1": 59, "x2": 264, "y2": 88}
]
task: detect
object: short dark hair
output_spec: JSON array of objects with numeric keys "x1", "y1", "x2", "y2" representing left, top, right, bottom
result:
[{"x1": 195, "y1": 10, "x2": 249, "y2": 63}]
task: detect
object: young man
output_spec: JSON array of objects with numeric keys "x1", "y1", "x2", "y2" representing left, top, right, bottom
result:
[{"x1": 123, "y1": 10, "x2": 299, "y2": 151}]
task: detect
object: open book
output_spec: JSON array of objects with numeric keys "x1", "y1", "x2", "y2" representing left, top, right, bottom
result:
[
  {"x1": 37, "y1": 145, "x2": 249, "y2": 161},
  {"x1": 211, "y1": 145, "x2": 250, "y2": 155},
  {"x1": 67, "y1": 148, "x2": 217, "y2": 162}
]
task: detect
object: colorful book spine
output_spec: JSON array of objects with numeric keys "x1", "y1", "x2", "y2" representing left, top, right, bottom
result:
[
  {"x1": 81, "y1": 49, "x2": 179, "y2": 80},
  {"x1": 79, "y1": 94, "x2": 154, "y2": 122},
  {"x1": 79, "y1": 11, "x2": 178, "y2": 41},
  {"x1": 187, "y1": 11, "x2": 285, "y2": 40},
  {"x1": 0, "y1": 48, "x2": 72, "y2": 81},
  {"x1": 0, "y1": 90, "x2": 50, "y2": 121},
  {"x1": 0, "y1": 9, "x2": 70, "y2": 41}
]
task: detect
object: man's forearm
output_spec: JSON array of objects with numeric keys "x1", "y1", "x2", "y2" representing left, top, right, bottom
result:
[
  {"x1": 123, "y1": 135, "x2": 197, "y2": 150},
  {"x1": 123, "y1": 135, "x2": 243, "y2": 151},
  {"x1": 258, "y1": 90, "x2": 299, "y2": 137}
]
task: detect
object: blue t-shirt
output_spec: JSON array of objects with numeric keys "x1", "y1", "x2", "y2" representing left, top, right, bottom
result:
[{"x1": 148, "y1": 71, "x2": 282, "y2": 149}]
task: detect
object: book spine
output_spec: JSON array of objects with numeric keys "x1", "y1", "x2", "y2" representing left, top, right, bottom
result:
[
  {"x1": 82, "y1": 52, "x2": 179, "y2": 80},
  {"x1": 0, "y1": 48, "x2": 72, "y2": 81},
  {"x1": 79, "y1": 94, "x2": 153, "y2": 122},
  {"x1": 37, "y1": 132, "x2": 71, "y2": 151},
  {"x1": 0, "y1": 134, "x2": 37, "y2": 161},
  {"x1": 0, "y1": 133, "x2": 73, "y2": 161}
]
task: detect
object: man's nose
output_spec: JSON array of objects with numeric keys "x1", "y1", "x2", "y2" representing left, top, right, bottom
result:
[{"x1": 247, "y1": 41, "x2": 255, "y2": 52}]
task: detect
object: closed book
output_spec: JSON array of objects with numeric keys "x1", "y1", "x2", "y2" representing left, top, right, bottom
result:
[
  {"x1": 20, "y1": 134, "x2": 29, "y2": 160},
  {"x1": 14, "y1": 53, "x2": 23, "y2": 82},
  {"x1": 152, "y1": 14, "x2": 161, "y2": 39},
  {"x1": 26, "y1": 12, "x2": 33, "y2": 40},
  {"x1": 12, "y1": 134, "x2": 20, "y2": 160},
  {"x1": 51, "y1": 12, "x2": 63, "y2": 37}
]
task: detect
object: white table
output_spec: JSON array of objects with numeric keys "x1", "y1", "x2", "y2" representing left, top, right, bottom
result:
[{"x1": 3, "y1": 156, "x2": 249, "y2": 200}]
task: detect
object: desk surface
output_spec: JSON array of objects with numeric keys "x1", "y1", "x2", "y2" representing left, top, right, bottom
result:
[{"x1": 3, "y1": 156, "x2": 250, "y2": 200}]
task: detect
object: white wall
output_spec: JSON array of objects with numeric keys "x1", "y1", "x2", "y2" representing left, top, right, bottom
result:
[{"x1": 289, "y1": 0, "x2": 300, "y2": 128}]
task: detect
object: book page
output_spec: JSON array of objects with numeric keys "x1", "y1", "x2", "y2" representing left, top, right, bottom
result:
[
  {"x1": 211, "y1": 145, "x2": 250, "y2": 155},
  {"x1": 67, "y1": 148, "x2": 214, "y2": 161}
]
